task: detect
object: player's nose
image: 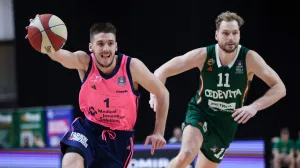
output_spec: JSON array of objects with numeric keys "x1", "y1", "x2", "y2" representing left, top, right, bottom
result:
[{"x1": 103, "y1": 44, "x2": 110, "y2": 51}]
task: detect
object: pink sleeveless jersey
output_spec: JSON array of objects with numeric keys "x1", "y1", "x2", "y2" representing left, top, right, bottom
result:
[{"x1": 79, "y1": 53, "x2": 139, "y2": 130}]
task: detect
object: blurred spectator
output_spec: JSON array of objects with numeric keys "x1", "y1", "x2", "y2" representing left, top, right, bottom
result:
[
  {"x1": 23, "y1": 137, "x2": 30, "y2": 148},
  {"x1": 272, "y1": 128, "x2": 295, "y2": 168},
  {"x1": 33, "y1": 133, "x2": 45, "y2": 148},
  {"x1": 168, "y1": 126, "x2": 182, "y2": 144},
  {"x1": 296, "y1": 131, "x2": 300, "y2": 168}
]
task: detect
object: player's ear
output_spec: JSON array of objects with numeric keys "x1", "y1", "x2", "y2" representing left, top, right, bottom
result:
[
  {"x1": 89, "y1": 43, "x2": 93, "y2": 52},
  {"x1": 115, "y1": 42, "x2": 118, "y2": 51},
  {"x1": 215, "y1": 30, "x2": 218, "y2": 41}
]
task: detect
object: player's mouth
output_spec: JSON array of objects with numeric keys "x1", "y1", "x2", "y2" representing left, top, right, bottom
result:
[{"x1": 101, "y1": 54, "x2": 111, "y2": 59}]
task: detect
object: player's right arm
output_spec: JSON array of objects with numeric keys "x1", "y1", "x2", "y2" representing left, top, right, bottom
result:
[
  {"x1": 25, "y1": 16, "x2": 90, "y2": 71},
  {"x1": 153, "y1": 47, "x2": 207, "y2": 84},
  {"x1": 47, "y1": 49, "x2": 90, "y2": 70},
  {"x1": 149, "y1": 47, "x2": 206, "y2": 109}
]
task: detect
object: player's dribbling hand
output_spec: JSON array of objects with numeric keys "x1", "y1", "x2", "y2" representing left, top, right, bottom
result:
[
  {"x1": 25, "y1": 15, "x2": 39, "y2": 39},
  {"x1": 144, "y1": 134, "x2": 166, "y2": 155},
  {"x1": 149, "y1": 93, "x2": 157, "y2": 112},
  {"x1": 232, "y1": 105, "x2": 258, "y2": 124}
]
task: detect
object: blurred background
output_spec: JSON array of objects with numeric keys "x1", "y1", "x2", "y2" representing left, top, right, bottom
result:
[{"x1": 0, "y1": 0, "x2": 298, "y2": 167}]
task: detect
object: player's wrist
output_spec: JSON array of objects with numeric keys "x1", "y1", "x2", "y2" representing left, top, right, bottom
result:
[
  {"x1": 153, "y1": 127, "x2": 165, "y2": 136},
  {"x1": 249, "y1": 103, "x2": 259, "y2": 111}
]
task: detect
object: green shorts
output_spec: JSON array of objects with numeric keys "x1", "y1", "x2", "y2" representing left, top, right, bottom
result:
[{"x1": 183, "y1": 106, "x2": 233, "y2": 163}]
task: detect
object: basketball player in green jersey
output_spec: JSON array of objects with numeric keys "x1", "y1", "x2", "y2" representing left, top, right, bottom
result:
[{"x1": 149, "y1": 11, "x2": 286, "y2": 168}]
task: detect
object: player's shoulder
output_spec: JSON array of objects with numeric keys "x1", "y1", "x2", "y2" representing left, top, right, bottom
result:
[
  {"x1": 245, "y1": 49, "x2": 259, "y2": 57},
  {"x1": 245, "y1": 49, "x2": 263, "y2": 64},
  {"x1": 74, "y1": 50, "x2": 91, "y2": 70},
  {"x1": 184, "y1": 47, "x2": 207, "y2": 60},
  {"x1": 129, "y1": 57, "x2": 145, "y2": 69},
  {"x1": 74, "y1": 50, "x2": 90, "y2": 61},
  {"x1": 192, "y1": 47, "x2": 207, "y2": 55}
]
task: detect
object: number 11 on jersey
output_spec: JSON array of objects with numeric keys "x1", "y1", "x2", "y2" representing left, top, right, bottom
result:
[
  {"x1": 217, "y1": 73, "x2": 230, "y2": 87},
  {"x1": 214, "y1": 148, "x2": 227, "y2": 160}
]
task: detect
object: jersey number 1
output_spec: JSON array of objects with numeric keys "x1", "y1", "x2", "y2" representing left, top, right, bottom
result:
[
  {"x1": 217, "y1": 73, "x2": 230, "y2": 87},
  {"x1": 104, "y1": 98, "x2": 109, "y2": 108}
]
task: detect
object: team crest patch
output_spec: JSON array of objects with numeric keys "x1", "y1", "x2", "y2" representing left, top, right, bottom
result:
[
  {"x1": 118, "y1": 76, "x2": 126, "y2": 86},
  {"x1": 235, "y1": 60, "x2": 244, "y2": 74}
]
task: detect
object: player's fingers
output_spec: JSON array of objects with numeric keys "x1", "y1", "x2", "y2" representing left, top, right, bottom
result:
[
  {"x1": 232, "y1": 109, "x2": 241, "y2": 117},
  {"x1": 29, "y1": 14, "x2": 38, "y2": 23},
  {"x1": 238, "y1": 113, "x2": 248, "y2": 124},
  {"x1": 157, "y1": 139, "x2": 166, "y2": 149},
  {"x1": 234, "y1": 111, "x2": 244, "y2": 122},
  {"x1": 25, "y1": 35, "x2": 28, "y2": 39},
  {"x1": 144, "y1": 136, "x2": 150, "y2": 146},
  {"x1": 151, "y1": 139, "x2": 157, "y2": 155},
  {"x1": 242, "y1": 115, "x2": 252, "y2": 124}
]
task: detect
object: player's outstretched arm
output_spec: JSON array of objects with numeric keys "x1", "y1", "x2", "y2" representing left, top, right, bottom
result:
[
  {"x1": 25, "y1": 16, "x2": 90, "y2": 70},
  {"x1": 130, "y1": 58, "x2": 169, "y2": 155},
  {"x1": 246, "y1": 50, "x2": 286, "y2": 111},
  {"x1": 153, "y1": 47, "x2": 206, "y2": 85},
  {"x1": 149, "y1": 48, "x2": 206, "y2": 109},
  {"x1": 46, "y1": 49, "x2": 90, "y2": 70}
]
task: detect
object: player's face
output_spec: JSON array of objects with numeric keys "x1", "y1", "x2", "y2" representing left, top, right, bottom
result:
[
  {"x1": 281, "y1": 132, "x2": 289, "y2": 142},
  {"x1": 89, "y1": 33, "x2": 117, "y2": 68},
  {"x1": 215, "y1": 20, "x2": 240, "y2": 53}
]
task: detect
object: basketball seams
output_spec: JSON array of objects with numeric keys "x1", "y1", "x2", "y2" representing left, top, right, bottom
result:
[
  {"x1": 49, "y1": 24, "x2": 67, "y2": 39},
  {"x1": 28, "y1": 24, "x2": 66, "y2": 41},
  {"x1": 38, "y1": 15, "x2": 54, "y2": 53},
  {"x1": 45, "y1": 29, "x2": 66, "y2": 51}
]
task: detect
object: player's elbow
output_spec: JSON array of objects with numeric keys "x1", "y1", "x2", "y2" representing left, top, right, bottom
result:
[
  {"x1": 279, "y1": 83, "x2": 286, "y2": 98},
  {"x1": 154, "y1": 68, "x2": 167, "y2": 79},
  {"x1": 156, "y1": 86, "x2": 170, "y2": 102}
]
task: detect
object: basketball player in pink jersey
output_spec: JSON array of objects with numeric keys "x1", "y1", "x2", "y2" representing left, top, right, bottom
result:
[{"x1": 25, "y1": 21, "x2": 169, "y2": 168}]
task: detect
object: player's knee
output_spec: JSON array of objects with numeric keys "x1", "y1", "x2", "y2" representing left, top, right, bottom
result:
[
  {"x1": 178, "y1": 149, "x2": 197, "y2": 163},
  {"x1": 62, "y1": 153, "x2": 84, "y2": 168}
]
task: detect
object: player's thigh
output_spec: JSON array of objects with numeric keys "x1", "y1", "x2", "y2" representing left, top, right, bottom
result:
[
  {"x1": 195, "y1": 150, "x2": 218, "y2": 168},
  {"x1": 62, "y1": 152, "x2": 84, "y2": 168},
  {"x1": 180, "y1": 125, "x2": 203, "y2": 156}
]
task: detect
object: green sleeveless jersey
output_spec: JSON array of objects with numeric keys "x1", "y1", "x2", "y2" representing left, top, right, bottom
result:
[{"x1": 189, "y1": 44, "x2": 250, "y2": 142}]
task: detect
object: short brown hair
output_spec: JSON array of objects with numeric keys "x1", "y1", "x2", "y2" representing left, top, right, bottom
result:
[
  {"x1": 215, "y1": 11, "x2": 244, "y2": 30},
  {"x1": 89, "y1": 22, "x2": 116, "y2": 41}
]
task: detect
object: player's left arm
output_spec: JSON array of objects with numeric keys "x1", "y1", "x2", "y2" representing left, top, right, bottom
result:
[
  {"x1": 247, "y1": 50, "x2": 286, "y2": 110},
  {"x1": 232, "y1": 50, "x2": 286, "y2": 124},
  {"x1": 130, "y1": 58, "x2": 169, "y2": 154}
]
